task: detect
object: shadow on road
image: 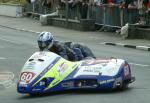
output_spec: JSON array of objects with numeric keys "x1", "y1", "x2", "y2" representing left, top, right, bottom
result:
[{"x1": 17, "y1": 87, "x2": 134, "y2": 99}]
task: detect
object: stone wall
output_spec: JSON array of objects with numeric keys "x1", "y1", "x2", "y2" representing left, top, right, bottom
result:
[
  {"x1": 0, "y1": 3, "x2": 22, "y2": 17},
  {"x1": 128, "y1": 24, "x2": 150, "y2": 40},
  {"x1": 47, "y1": 17, "x2": 95, "y2": 31}
]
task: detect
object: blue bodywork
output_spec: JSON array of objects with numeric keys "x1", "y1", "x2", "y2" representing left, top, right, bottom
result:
[
  {"x1": 17, "y1": 51, "x2": 135, "y2": 94},
  {"x1": 18, "y1": 60, "x2": 135, "y2": 94}
]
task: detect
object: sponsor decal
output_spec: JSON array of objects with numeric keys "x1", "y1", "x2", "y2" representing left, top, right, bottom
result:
[
  {"x1": 31, "y1": 52, "x2": 47, "y2": 60},
  {"x1": 20, "y1": 72, "x2": 35, "y2": 83},
  {"x1": 57, "y1": 62, "x2": 68, "y2": 76},
  {"x1": 85, "y1": 59, "x2": 111, "y2": 65},
  {"x1": 32, "y1": 88, "x2": 41, "y2": 91},
  {"x1": 19, "y1": 83, "x2": 28, "y2": 87},
  {"x1": 84, "y1": 66, "x2": 102, "y2": 72},
  {"x1": 62, "y1": 81, "x2": 74, "y2": 87},
  {"x1": 74, "y1": 65, "x2": 102, "y2": 77},
  {"x1": 99, "y1": 78, "x2": 115, "y2": 85},
  {"x1": 24, "y1": 62, "x2": 36, "y2": 69},
  {"x1": 107, "y1": 68, "x2": 116, "y2": 74},
  {"x1": 0, "y1": 71, "x2": 15, "y2": 88}
]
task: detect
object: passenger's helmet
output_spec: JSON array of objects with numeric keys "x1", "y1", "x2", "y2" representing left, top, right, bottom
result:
[{"x1": 37, "y1": 32, "x2": 54, "y2": 51}]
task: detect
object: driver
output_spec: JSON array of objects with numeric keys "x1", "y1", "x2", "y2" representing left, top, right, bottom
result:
[
  {"x1": 37, "y1": 31, "x2": 95, "y2": 61},
  {"x1": 37, "y1": 32, "x2": 78, "y2": 61}
]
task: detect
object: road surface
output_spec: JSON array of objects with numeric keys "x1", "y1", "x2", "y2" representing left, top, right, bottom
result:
[{"x1": 0, "y1": 27, "x2": 150, "y2": 103}]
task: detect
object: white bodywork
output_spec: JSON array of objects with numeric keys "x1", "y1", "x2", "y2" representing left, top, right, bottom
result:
[
  {"x1": 19, "y1": 51, "x2": 125, "y2": 86},
  {"x1": 74, "y1": 59, "x2": 125, "y2": 78},
  {"x1": 19, "y1": 52, "x2": 59, "y2": 85}
]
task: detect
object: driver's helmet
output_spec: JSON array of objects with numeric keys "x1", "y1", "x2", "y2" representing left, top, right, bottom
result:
[{"x1": 37, "y1": 32, "x2": 54, "y2": 51}]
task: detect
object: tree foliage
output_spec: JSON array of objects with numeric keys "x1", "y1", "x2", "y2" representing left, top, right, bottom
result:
[{"x1": 0, "y1": 0, "x2": 27, "y2": 7}]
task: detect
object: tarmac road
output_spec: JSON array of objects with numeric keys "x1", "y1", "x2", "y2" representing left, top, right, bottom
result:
[{"x1": 0, "y1": 26, "x2": 150, "y2": 103}]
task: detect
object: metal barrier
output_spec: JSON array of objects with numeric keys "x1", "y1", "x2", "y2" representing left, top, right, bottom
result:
[
  {"x1": 146, "y1": 13, "x2": 150, "y2": 26},
  {"x1": 26, "y1": 1, "x2": 53, "y2": 16},
  {"x1": 26, "y1": 2, "x2": 150, "y2": 27},
  {"x1": 103, "y1": 5, "x2": 121, "y2": 28},
  {"x1": 89, "y1": 5, "x2": 140, "y2": 29},
  {"x1": 95, "y1": 5, "x2": 104, "y2": 25},
  {"x1": 122, "y1": 8, "x2": 139, "y2": 25}
]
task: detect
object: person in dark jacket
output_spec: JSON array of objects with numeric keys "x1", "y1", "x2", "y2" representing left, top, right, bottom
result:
[
  {"x1": 64, "y1": 42, "x2": 95, "y2": 60},
  {"x1": 37, "y1": 31, "x2": 95, "y2": 61},
  {"x1": 37, "y1": 32, "x2": 78, "y2": 61}
]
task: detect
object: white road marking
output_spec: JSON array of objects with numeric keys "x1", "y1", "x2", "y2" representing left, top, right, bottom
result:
[
  {"x1": 136, "y1": 46, "x2": 150, "y2": 51},
  {"x1": 116, "y1": 43, "x2": 125, "y2": 46},
  {"x1": 0, "y1": 37, "x2": 20, "y2": 45},
  {"x1": 129, "y1": 62, "x2": 149, "y2": 67},
  {"x1": 0, "y1": 57, "x2": 7, "y2": 60}
]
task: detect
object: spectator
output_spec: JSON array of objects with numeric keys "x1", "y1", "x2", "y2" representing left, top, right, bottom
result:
[
  {"x1": 107, "y1": 0, "x2": 113, "y2": 4},
  {"x1": 137, "y1": 0, "x2": 147, "y2": 25},
  {"x1": 42, "y1": 0, "x2": 54, "y2": 8},
  {"x1": 70, "y1": 0, "x2": 78, "y2": 19},
  {"x1": 59, "y1": 0, "x2": 74, "y2": 8},
  {"x1": 88, "y1": 0, "x2": 96, "y2": 19},
  {"x1": 120, "y1": 0, "x2": 138, "y2": 24},
  {"x1": 147, "y1": 0, "x2": 150, "y2": 12},
  {"x1": 94, "y1": 0, "x2": 102, "y2": 5},
  {"x1": 26, "y1": 0, "x2": 31, "y2": 3},
  {"x1": 145, "y1": 0, "x2": 150, "y2": 13},
  {"x1": 128, "y1": 0, "x2": 137, "y2": 9},
  {"x1": 147, "y1": 0, "x2": 150, "y2": 8},
  {"x1": 76, "y1": 0, "x2": 83, "y2": 18},
  {"x1": 128, "y1": 0, "x2": 138, "y2": 24},
  {"x1": 114, "y1": 0, "x2": 124, "y2": 4},
  {"x1": 81, "y1": 0, "x2": 89, "y2": 19},
  {"x1": 121, "y1": 0, "x2": 133, "y2": 8},
  {"x1": 26, "y1": 0, "x2": 36, "y2": 3}
]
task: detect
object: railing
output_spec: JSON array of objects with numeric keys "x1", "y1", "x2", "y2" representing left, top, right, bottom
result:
[
  {"x1": 146, "y1": 13, "x2": 150, "y2": 26},
  {"x1": 94, "y1": 5, "x2": 140, "y2": 28},
  {"x1": 26, "y1": 2, "x2": 150, "y2": 27},
  {"x1": 26, "y1": 1, "x2": 53, "y2": 16}
]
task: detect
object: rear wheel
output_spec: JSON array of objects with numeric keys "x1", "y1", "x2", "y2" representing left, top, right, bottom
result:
[
  {"x1": 121, "y1": 82, "x2": 129, "y2": 90},
  {"x1": 118, "y1": 81, "x2": 129, "y2": 91}
]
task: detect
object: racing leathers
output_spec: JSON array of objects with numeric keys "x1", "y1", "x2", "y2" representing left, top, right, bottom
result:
[
  {"x1": 48, "y1": 41, "x2": 78, "y2": 61},
  {"x1": 64, "y1": 42, "x2": 95, "y2": 60}
]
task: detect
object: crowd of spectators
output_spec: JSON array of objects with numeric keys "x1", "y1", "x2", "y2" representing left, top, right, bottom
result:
[
  {"x1": 59, "y1": 0, "x2": 90, "y2": 19},
  {"x1": 58, "y1": 0, "x2": 150, "y2": 24},
  {"x1": 26, "y1": 0, "x2": 150, "y2": 25}
]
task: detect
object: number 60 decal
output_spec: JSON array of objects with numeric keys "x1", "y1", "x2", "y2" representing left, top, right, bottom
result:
[{"x1": 20, "y1": 72, "x2": 35, "y2": 83}]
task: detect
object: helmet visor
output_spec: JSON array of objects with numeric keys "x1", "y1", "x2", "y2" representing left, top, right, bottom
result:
[{"x1": 38, "y1": 41, "x2": 47, "y2": 48}]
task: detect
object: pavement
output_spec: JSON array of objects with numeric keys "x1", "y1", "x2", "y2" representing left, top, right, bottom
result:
[{"x1": 0, "y1": 16, "x2": 150, "y2": 51}]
